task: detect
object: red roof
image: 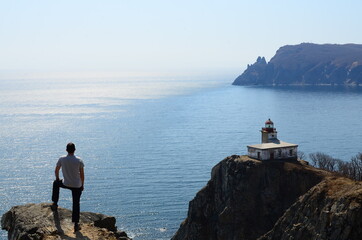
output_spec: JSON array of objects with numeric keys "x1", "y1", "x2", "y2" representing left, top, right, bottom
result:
[{"x1": 265, "y1": 118, "x2": 273, "y2": 124}]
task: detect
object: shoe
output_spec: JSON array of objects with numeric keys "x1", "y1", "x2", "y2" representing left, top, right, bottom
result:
[
  {"x1": 50, "y1": 203, "x2": 58, "y2": 211},
  {"x1": 74, "y1": 223, "x2": 81, "y2": 232}
]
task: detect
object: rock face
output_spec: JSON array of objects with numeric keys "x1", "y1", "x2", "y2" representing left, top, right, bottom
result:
[
  {"x1": 172, "y1": 155, "x2": 332, "y2": 240},
  {"x1": 233, "y1": 43, "x2": 362, "y2": 86},
  {"x1": 259, "y1": 177, "x2": 362, "y2": 240},
  {"x1": 1, "y1": 203, "x2": 131, "y2": 240}
]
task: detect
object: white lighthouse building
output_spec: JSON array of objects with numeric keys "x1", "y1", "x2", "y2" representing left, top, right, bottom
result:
[{"x1": 247, "y1": 119, "x2": 298, "y2": 160}]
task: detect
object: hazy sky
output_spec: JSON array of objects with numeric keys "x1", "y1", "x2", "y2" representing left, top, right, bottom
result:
[{"x1": 1, "y1": 0, "x2": 362, "y2": 78}]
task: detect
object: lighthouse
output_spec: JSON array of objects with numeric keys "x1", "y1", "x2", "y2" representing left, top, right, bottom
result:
[
  {"x1": 261, "y1": 118, "x2": 278, "y2": 143},
  {"x1": 247, "y1": 119, "x2": 298, "y2": 161}
]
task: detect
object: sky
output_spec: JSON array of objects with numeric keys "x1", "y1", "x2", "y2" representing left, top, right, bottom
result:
[{"x1": 1, "y1": 0, "x2": 362, "y2": 79}]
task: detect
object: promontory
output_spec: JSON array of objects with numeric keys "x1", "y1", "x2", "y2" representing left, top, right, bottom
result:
[
  {"x1": 233, "y1": 43, "x2": 362, "y2": 86},
  {"x1": 172, "y1": 155, "x2": 362, "y2": 240}
]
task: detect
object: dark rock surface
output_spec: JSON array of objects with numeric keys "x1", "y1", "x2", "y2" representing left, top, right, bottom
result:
[
  {"x1": 233, "y1": 43, "x2": 362, "y2": 86},
  {"x1": 1, "y1": 203, "x2": 131, "y2": 240},
  {"x1": 259, "y1": 177, "x2": 362, "y2": 240},
  {"x1": 172, "y1": 155, "x2": 332, "y2": 240}
]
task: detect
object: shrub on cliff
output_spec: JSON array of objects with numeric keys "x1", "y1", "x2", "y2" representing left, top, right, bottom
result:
[{"x1": 309, "y1": 152, "x2": 362, "y2": 181}]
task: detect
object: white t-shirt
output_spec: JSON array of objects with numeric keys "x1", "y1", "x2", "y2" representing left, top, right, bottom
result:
[{"x1": 57, "y1": 155, "x2": 84, "y2": 188}]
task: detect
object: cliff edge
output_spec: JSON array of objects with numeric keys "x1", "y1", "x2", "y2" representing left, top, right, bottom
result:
[
  {"x1": 172, "y1": 155, "x2": 336, "y2": 240},
  {"x1": 233, "y1": 43, "x2": 362, "y2": 86},
  {"x1": 1, "y1": 203, "x2": 131, "y2": 240}
]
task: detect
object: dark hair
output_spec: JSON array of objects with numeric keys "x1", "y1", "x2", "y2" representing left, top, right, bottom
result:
[{"x1": 66, "y1": 142, "x2": 76, "y2": 153}]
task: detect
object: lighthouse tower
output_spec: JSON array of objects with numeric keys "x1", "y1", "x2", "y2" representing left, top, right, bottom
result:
[{"x1": 261, "y1": 118, "x2": 278, "y2": 143}]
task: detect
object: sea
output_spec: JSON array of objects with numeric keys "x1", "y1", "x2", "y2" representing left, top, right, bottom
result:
[{"x1": 1, "y1": 76, "x2": 362, "y2": 239}]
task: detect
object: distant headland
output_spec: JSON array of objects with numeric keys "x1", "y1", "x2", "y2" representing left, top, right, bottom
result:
[{"x1": 233, "y1": 43, "x2": 362, "y2": 86}]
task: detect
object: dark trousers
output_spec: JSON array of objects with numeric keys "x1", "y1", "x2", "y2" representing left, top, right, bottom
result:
[{"x1": 52, "y1": 180, "x2": 82, "y2": 223}]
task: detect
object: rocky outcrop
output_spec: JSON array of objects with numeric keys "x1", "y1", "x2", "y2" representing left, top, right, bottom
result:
[
  {"x1": 1, "y1": 203, "x2": 131, "y2": 240},
  {"x1": 259, "y1": 177, "x2": 362, "y2": 240},
  {"x1": 233, "y1": 43, "x2": 362, "y2": 86},
  {"x1": 172, "y1": 155, "x2": 332, "y2": 240}
]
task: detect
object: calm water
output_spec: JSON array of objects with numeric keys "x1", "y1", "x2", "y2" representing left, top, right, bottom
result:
[{"x1": 1, "y1": 78, "x2": 362, "y2": 239}]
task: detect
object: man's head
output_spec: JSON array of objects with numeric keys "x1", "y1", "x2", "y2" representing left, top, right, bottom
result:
[{"x1": 66, "y1": 142, "x2": 76, "y2": 154}]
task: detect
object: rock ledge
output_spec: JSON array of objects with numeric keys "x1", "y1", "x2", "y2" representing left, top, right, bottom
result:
[{"x1": 1, "y1": 203, "x2": 131, "y2": 240}]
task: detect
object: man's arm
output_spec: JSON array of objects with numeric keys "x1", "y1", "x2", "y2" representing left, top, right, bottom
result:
[
  {"x1": 55, "y1": 166, "x2": 61, "y2": 181},
  {"x1": 80, "y1": 167, "x2": 84, "y2": 191}
]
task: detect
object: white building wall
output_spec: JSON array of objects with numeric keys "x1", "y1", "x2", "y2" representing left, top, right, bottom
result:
[
  {"x1": 247, "y1": 147, "x2": 259, "y2": 159},
  {"x1": 248, "y1": 146, "x2": 297, "y2": 160},
  {"x1": 261, "y1": 150, "x2": 269, "y2": 160}
]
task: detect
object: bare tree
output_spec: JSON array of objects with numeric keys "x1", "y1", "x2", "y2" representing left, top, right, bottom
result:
[
  {"x1": 337, "y1": 160, "x2": 353, "y2": 178},
  {"x1": 309, "y1": 152, "x2": 341, "y2": 172},
  {"x1": 297, "y1": 151, "x2": 306, "y2": 160},
  {"x1": 350, "y1": 153, "x2": 362, "y2": 181},
  {"x1": 309, "y1": 152, "x2": 362, "y2": 181}
]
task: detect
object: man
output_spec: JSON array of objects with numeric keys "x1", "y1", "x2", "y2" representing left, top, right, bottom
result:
[{"x1": 51, "y1": 142, "x2": 85, "y2": 232}]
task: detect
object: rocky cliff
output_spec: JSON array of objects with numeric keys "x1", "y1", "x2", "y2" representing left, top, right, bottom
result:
[
  {"x1": 1, "y1": 203, "x2": 131, "y2": 240},
  {"x1": 259, "y1": 177, "x2": 362, "y2": 240},
  {"x1": 233, "y1": 43, "x2": 362, "y2": 86},
  {"x1": 173, "y1": 155, "x2": 362, "y2": 240},
  {"x1": 172, "y1": 155, "x2": 333, "y2": 240}
]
